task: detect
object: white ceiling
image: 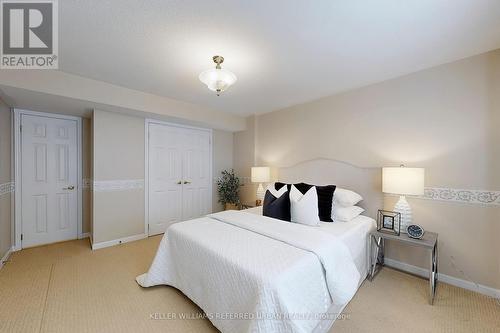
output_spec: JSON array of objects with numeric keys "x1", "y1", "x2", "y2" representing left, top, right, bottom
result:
[{"x1": 56, "y1": 0, "x2": 500, "y2": 116}]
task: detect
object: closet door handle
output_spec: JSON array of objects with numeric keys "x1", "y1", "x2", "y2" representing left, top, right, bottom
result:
[
  {"x1": 183, "y1": 180, "x2": 191, "y2": 184},
  {"x1": 177, "y1": 181, "x2": 182, "y2": 185}
]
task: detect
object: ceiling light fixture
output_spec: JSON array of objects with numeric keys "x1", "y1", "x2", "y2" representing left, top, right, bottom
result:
[{"x1": 199, "y1": 55, "x2": 237, "y2": 96}]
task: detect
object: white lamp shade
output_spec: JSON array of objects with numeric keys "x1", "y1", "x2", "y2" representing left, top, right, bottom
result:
[
  {"x1": 382, "y1": 167, "x2": 425, "y2": 196},
  {"x1": 251, "y1": 167, "x2": 270, "y2": 183}
]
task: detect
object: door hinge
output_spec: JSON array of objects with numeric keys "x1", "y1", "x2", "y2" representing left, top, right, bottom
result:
[
  {"x1": 21, "y1": 234, "x2": 23, "y2": 241},
  {"x1": 20, "y1": 125, "x2": 22, "y2": 132}
]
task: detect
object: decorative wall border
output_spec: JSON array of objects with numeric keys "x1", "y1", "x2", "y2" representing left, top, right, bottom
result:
[
  {"x1": 214, "y1": 176, "x2": 253, "y2": 185},
  {"x1": 245, "y1": 180, "x2": 499, "y2": 206},
  {"x1": 239, "y1": 176, "x2": 252, "y2": 185},
  {"x1": 0, "y1": 182, "x2": 15, "y2": 196},
  {"x1": 418, "y1": 187, "x2": 500, "y2": 206},
  {"x1": 9, "y1": 178, "x2": 497, "y2": 205},
  {"x1": 93, "y1": 179, "x2": 144, "y2": 192}
]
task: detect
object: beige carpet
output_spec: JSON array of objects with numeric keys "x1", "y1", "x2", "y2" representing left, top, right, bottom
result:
[{"x1": 0, "y1": 236, "x2": 498, "y2": 333}]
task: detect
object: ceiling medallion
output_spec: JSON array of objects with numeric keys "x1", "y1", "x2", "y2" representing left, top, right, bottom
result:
[{"x1": 199, "y1": 55, "x2": 237, "y2": 96}]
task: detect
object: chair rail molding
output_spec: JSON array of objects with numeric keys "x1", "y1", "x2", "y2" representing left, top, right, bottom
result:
[{"x1": 93, "y1": 179, "x2": 144, "y2": 192}]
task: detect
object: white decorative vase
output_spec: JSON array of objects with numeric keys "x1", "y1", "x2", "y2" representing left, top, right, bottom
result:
[
  {"x1": 394, "y1": 196, "x2": 412, "y2": 234},
  {"x1": 256, "y1": 183, "x2": 265, "y2": 203}
]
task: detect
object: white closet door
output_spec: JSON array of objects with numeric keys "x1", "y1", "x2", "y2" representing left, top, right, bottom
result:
[
  {"x1": 148, "y1": 122, "x2": 212, "y2": 235},
  {"x1": 148, "y1": 124, "x2": 183, "y2": 236},
  {"x1": 21, "y1": 114, "x2": 78, "y2": 247},
  {"x1": 181, "y1": 129, "x2": 211, "y2": 220}
]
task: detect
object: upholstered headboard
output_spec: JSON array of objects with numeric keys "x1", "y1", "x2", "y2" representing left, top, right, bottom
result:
[{"x1": 277, "y1": 158, "x2": 382, "y2": 219}]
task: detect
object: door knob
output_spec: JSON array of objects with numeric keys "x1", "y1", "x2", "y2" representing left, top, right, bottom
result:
[
  {"x1": 64, "y1": 185, "x2": 75, "y2": 190},
  {"x1": 183, "y1": 180, "x2": 191, "y2": 184}
]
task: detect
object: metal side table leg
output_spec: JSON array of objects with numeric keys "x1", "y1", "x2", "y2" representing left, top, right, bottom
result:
[
  {"x1": 369, "y1": 235, "x2": 382, "y2": 281},
  {"x1": 429, "y1": 244, "x2": 437, "y2": 305}
]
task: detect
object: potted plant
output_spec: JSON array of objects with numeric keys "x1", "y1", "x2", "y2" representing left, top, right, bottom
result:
[{"x1": 217, "y1": 169, "x2": 241, "y2": 210}]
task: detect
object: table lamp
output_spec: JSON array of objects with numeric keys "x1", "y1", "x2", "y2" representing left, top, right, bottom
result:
[
  {"x1": 251, "y1": 167, "x2": 270, "y2": 206},
  {"x1": 382, "y1": 166, "x2": 425, "y2": 233}
]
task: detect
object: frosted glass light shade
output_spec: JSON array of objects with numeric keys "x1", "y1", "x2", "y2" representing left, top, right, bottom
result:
[
  {"x1": 199, "y1": 68, "x2": 237, "y2": 94},
  {"x1": 251, "y1": 167, "x2": 270, "y2": 183},
  {"x1": 382, "y1": 167, "x2": 425, "y2": 196}
]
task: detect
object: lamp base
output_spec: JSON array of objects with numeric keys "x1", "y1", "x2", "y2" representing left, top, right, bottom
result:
[
  {"x1": 256, "y1": 183, "x2": 265, "y2": 206},
  {"x1": 394, "y1": 196, "x2": 412, "y2": 234}
]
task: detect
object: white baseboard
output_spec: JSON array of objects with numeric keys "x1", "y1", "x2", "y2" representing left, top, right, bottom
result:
[
  {"x1": 0, "y1": 247, "x2": 13, "y2": 270},
  {"x1": 384, "y1": 258, "x2": 500, "y2": 299},
  {"x1": 91, "y1": 233, "x2": 147, "y2": 250}
]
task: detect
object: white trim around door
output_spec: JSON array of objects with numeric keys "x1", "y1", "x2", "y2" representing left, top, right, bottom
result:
[
  {"x1": 144, "y1": 119, "x2": 213, "y2": 236},
  {"x1": 13, "y1": 109, "x2": 84, "y2": 250}
]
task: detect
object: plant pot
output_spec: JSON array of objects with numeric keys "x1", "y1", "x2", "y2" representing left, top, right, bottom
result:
[{"x1": 225, "y1": 203, "x2": 239, "y2": 210}]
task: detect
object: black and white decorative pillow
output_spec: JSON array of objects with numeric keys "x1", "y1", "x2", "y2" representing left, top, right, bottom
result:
[
  {"x1": 263, "y1": 186, "x2": 291, "y2": 222},
  {"x1": 275, "y1": 182, "x2": 336, "y2": 222}
]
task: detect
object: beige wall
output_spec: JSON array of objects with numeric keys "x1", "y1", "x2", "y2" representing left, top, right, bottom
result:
[
  {"x1": 235, "y1": 50, "x2": 500, "y2": 289},
  {"x1": 92, "y1": 110, "x2": 145, "y2": 244},
  {"x1": 491, "y1": 50, "x2": 500, "y2": 289},
  {"x1": 0, "y1": 98, "x2": 11, "y2": 259},
  {"x1": 233, "y1": 116, "x2": 258, "y2": 205},
  {"x1": 82, "y1": 118, "x2": 92, "y2": 234},
  {"x1": 92, "y1": 110, "x2": 234, "y2": 244},
  {"x1": 212, "y1": 130, "x2": 234, "y2": 212}
]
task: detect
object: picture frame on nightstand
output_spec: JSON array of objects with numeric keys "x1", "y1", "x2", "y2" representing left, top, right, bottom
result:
[{"x1": 377, "y1": 210, "x2": 401, "y2": 236}]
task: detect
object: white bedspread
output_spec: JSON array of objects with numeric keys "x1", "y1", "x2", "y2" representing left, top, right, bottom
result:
[{"x1": 137, "y1": 210, "x2": 361, "y2": 333}]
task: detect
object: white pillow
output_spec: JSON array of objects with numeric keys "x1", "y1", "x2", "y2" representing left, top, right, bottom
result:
[
  {"x1": 290, "y1": 185, "x2": 320, "y2": 226},
  {"x1": 333, "y1": 205, "x2": 365, "y2": 222},
  {"x1": 334, "y1": 188, "x2": 363, "y2": 207},
  {"x1": 265, "y1": 184, "x2": 287, "y2": 198}
]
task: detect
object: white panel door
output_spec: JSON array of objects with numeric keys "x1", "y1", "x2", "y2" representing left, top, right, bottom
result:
[
  {"x1": 181, "y1": 129, "x2": 211, "y2": 220},
  {"x1": 148, "y1": 123, "x2": 212, "y2": 235},
  {"x1": 148, "y1": 123, "x2": 183, "y2": 235},
  {"x1": 21, "y1": 114, "x2": 78, "y2": 248}
]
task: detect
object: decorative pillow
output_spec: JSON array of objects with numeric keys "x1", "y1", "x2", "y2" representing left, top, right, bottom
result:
[
  {"x1": 333, "y1": 188, "x2": 363, "y2": 207},
  {"x1": 275, "y1": 182, "x2": 336, "y2": 222},
  {"x1": 333, "y1": 205, "x2": 365, "y2": 222},
  {"x1": 266, "y1": 184, "x2": 287, "y2": 198},
  {"x1": 274, "y1": 182, "x2": 290, "y2": 191},
  {"x1": 263, "y1": 188, "x2": 291, "y2": 222},
  {"x1": 289, "y1": 185, "x2": 320, "y2": 226}
]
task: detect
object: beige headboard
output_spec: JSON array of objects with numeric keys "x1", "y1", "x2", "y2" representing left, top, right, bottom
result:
[{"x1": 277, "y1": 158, "x2": 382, "y2": 219}]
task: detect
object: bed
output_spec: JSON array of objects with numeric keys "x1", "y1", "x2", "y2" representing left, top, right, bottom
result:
[
  {"x1": 137, "y1": 159, "x2": 381, "y2": 333},
  {"x1": 245, "y1": 205, "x2": 376, "y2": 286}
]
